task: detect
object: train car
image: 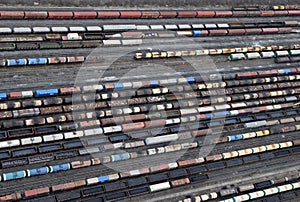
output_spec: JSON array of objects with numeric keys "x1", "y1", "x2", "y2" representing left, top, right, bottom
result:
[
  {"x1": 0, "y1": 93, "x2": 7, "y2": 100},
  {"x1": 228, "y1": 53, "x2": 246, "y2": 60},
  {"x1": 73, "y1": 11, "x2": 97, "y2": 19},
  {"x1": 97, "y1": 11, "x2": 120, "y2": 18},
  {"x1": 120, "y1": 11, "x2": 142, "y2": 18},
  {"x1": 220, "y1": 188, "x2": 238, "y2": 197},
  {"x1": 110, "y1": 153, "x2": 130, "y2": 162},
  {"x1": 145, "y1": 134, "x2": 178, "y2": 145},
  {"x1": 244, "y1": 120, "x2": 267, "y2": 128},
  {"x1": 0, "y1": 27, "x2": 12, "y2": 34},
  {"x1": 275, "y1": 50, "x2": 289, "y2": 57},
  {"x1": 261, "y1": 51, "x2": 275, "y2": 58},
  {"x1": 32, "y1": 27, "x2": 50, "y2": 33},
  {"x1": 16, "y1": 43, "x2": 38, "y2": 50},
  {"x1": 289, "y1": 49, "x2": 300, "y2": 56},
  {"x1": 284, "y1": 20, "x2": 298, "y2": 26},
  {"x1": 7, "y1": 58, "x2": 27, "y2": 66},
  {"x1": 24, "y1": 11, "x2": 48, "y2": 19},
  {"x1": 275, "y1": 56, "x2": 291, "y2": 63},
  {"x1": 45, "y1": 33, "x2": 61, "y2": 41},
  {"x1": 196, "y1": 11, "x2": 216, "y2": 17},
  {"x1": 49, "y1": 163, "x2": 71, "y2": 173},
  {"x1": 141, "y1": 11, "x2": 160, "y2": 18},
  {"x1": 35, "y1": 89, "x2": 59, "y2": 97},
  {"x1": 13, "y1": 27, "x2": 31, "y2": 34},
  {"x1": 0, "y1": 11, "x2": 24, "y2": 18},
  {"x1": 48, "y1": 11, "x2": 73, "y2": 19},
  {"x1": 39, "y1": 42, "x2": 61, "y2": 49},
  {"x1": 290, "y1": 56, "x2": 300, "y2": 62},
  {"x1": 28, "y1": 58, "x2": 47, "y2": 65},
  {"x1": 215, "y1": 11, "x2": 233, "y2": 17},
  {"x1": 27, "y1": 167, "x2": 49, "y2": 177},
  {"x1": 246, "y1": 52, "x2": 261, "y2": 59},
  {"x1": 0, "y1": 43, "x2": 16, "y2": 51},
  {"x1": 2, "y1": 171, "x2": 26, "y2": 181},
  {"x1": 103, "y1": 24, "x2": 136, "y2": 31},
  {"x1": 61, "y1": 41, "x2": 82, "y2": 48},
  {"x1": 177, "y1": 11, "x2": 197, "y2": 18},
  {"x1": 149, "y1": 182, "x2": 171, "y2": 192},
  {"x1": 159, "y1": 11, "x2": 177, "y2": 18},
  {"x1": 51, "y1": 26, "x2": 68, "y2": 32},
  {"x1": 21, "y1": 136, "x2": 42, "y2": 145}
]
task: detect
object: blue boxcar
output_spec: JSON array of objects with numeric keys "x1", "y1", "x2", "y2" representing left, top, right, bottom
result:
[
  {"x1": 213, "y1": 111, "x2": 228, "y2": 118},
  {"x1": 187, "y1": 77, "x2": 195, "y2": 83},
  {"x1": 3, "y1": 171, "x2": 26, "y2": 181},
  {"x1": 205, "y1": 113, "x2": 212, "y2": 119},
  {"x1": 7, "y1": 59, "x2": 27, "y2": 66},
  {"x1": 113, "y1": 83, "x2": 123, "y2": 90},
  {"x1": 49, "y1": 163, "x2": 70, "y2": 173},
  {"x1": 35, "y1": 89, "x2": 59, "y2": 97},
  {"x1": 228, "y1": 134, "x2": 243, "y2": 142},
  {"x1": 98, "y1": 175, "x2": 109, "y2": 183},
  {"x1": 192, "y1": 30, "x2": 202, "y2": 37},
  {"x1": 150, "y1": 80, "x2": 159, "y2": 87},
  {"x1": 111, "y1": 153, "x2": 130, "y2": 162},
  {"x1": 0, "y1": 93, "x2": 7, "y2": 100},
  {"x1": 109, "y1": 134, "x2": 129, "y2": 143},
  {"x1": 28, "y1": 58, "x2": 47, "y2": 65},
  {"x1": 284, "y1": 69, "x2": 291, "y2": 74},
  {"x1": 27, "y1": 167, "x2": 49, "y2": 176}
]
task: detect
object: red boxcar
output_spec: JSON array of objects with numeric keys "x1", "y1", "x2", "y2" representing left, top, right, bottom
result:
[
  {"x1": 215, "y1": 11, "x2": 232, "y2": 17},
  {"x1": 227, "y1": 29, "x2": 246, "y2": 35},
  {"x1": 177, "y1": 11, "x2": 197, "y2": 18},
  {"x1": 9, "y1": 92, "x2": 22, "y2": 99},
  {"x1": 0, "y1": 11, "x2": 24, "y2": 18},
  {"x1": 73, "y1": 11, "x2": 97, "y2": 19},
  {"x1": 260, "y1": 10, "x2": 275, "y2": 16},
  {"x1": 278, "y1": 27, "x2": 292, "y2": 33},
  {"x1": 247, "y1": 11, "x2": 261, "y2": 16},
  {"x1": 209, "y1": 29, "x2": 228, "y2": 36},
  {"x1": 288, "y1": 10, "x2": 300, "y2": 15},
  {"x1": 232, "y1": 11, "x2": 247, "y2": 17},
  {"x1": 120, "y1": 11, "x2": 142, "y2": 18},
  {"x1": 196, "y1": 11, "x2": 216, "y2": 17},
  {"x1": 97, "y1": 11, "x2": 120, "y2": 18},
  {"x1": 141, "y1": 11, "x2": 160, "y2": 18},
  {"x1": 261, "y1": 28, "x2": 279, "y2": 34},
  {"x1": 24, "y1": 11, "x2": 48, "y2": 18},
  {"x1": 245, "y1": 28, "x2": 263, "y2": 35},
  {"x1": 159, "y1": 11, "x2": 177, "y2": 18},
  {"x1": 48, "y1": 11, "x2": 73, "y2": 19},
  {"x1": 274, "y1": 10, "x2": 288, "y2": 16}
]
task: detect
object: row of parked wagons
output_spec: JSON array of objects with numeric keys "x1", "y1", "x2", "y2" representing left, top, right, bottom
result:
[
  {"x1": 228, "y1": 49, "x2": 300, "y2": 60},
  {"x1": 0, "y1": 66, "x2": 299, "y2": 101},
  {"x1": 0, "y1": 21, "x2": 297, "y2": 34},
  {"x1": 0, "y1": 9, "x2": 300, "y2": 19},
  {"x1": 0, "y1": 56, "x2": 84, "y2": 67},
  {"x1": 135, "y1": 45, "x2": 300, "y2": 59}
]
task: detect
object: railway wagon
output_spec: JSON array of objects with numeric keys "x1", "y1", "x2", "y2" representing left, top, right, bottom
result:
[
  {"x1": 228, "y1": 53, "x2": 246, "y2": 60},
  {"x1": 149, "y1": 182, "x2": 171, "y2": 192},
  {"x1": 145, "y1": 134, "x2": 178, "y2": 145},
  {"x1": 28, "y1": 58, "x2": 48, "y2": 65},
  {"x1": 6, "y1": 58, "x2": 27, "y2": 66}
]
